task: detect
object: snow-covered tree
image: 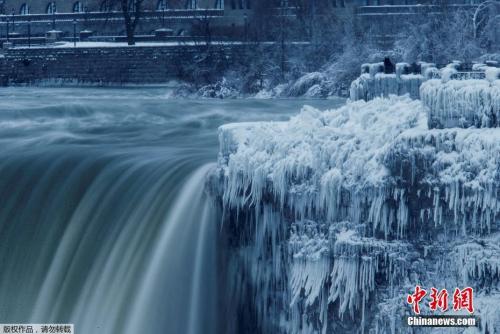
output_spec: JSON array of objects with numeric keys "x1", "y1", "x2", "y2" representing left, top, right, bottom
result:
[
  {"x1": 473, "y1": 0, "x2": 500, "y2": 50},
  {"x1": 395, "y1": 9, "x2": 484, "y2": 64},
  {"x1": 473, "y1": 0, "x2": 500, "y2": 37}
]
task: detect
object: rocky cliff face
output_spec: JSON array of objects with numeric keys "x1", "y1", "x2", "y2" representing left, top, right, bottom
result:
[{"x1": 209, "y1": 76, "x2": 500, "y2": 333}]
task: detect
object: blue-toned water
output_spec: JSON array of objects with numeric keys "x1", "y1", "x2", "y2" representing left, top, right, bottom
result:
[{"x1": 0, "y1": 87, "x2": 342, "y2": 333}]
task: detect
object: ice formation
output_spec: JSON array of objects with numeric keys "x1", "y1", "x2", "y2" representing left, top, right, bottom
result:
[
  {"x1": 454, "y1": 233, "x2": 500, "y2": 286},
  {"x1": 211, "y1": 81, "x2": 500, "y2": 333},
  {"x1": 286, "y1": 72, "x2": 327, "y2": 97},
  {"x1": 350, "y1": 62, "x2": 434, "y2": 101},
  {"x1": 350, "y1": 73, "x2": 424, "y2": 101},
  {"x1": 421, "y1": 79, "x2": 500, "y2": 128},
  {"x1": 350, "y1": 61, "x2": 500, "y2": 104}
]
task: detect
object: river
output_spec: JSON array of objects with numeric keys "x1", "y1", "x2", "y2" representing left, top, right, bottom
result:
[{"x1": 0, "y1": 87, "x2": 343, "y2": 334}]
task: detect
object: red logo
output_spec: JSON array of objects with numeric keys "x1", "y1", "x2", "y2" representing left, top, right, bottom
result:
[
  {"x1": 406, "y1": 285, "x2": 427, "y2": 314},
  {"x1": 452, "y1": 287, "x2": 474, "y2": 314},
  {"x1": 407, "y1": 286, "x2": 474, "y2": 314}
]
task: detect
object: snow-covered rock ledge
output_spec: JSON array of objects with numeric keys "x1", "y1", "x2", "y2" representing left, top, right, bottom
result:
[
  {"x1": 421, "y1": 75, "x2": 500, "y2": 129},
  {"x1": 349, "y1": 61, "x2": 500, "y2": 104},
  {"x1": 349, "y1": 72, "x2": 424, "y2": 101},
  {"x1": 210, "y1": 95, "x2": 500, "y2": 333},
  {"x1": 349, "y1": 62, "x2": 437, "y2": 101}
]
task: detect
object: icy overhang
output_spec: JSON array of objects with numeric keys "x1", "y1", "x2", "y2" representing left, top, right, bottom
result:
[
  {"x1": 422, "y1": 78, "x2": 500, "y2": 129},
  {"x1": 216, "y1": 96, "x2": 499, "y2": 236}
]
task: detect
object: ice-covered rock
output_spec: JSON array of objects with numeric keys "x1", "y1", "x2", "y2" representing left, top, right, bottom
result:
[
  {"x1": 218, "y1": 96, "x2": 427, "y2": 225},
  {"x1": 329, "y1": 227, "x2": 411, "y2": 327},
  {"x1": 197, "y1": 77, "x2": 238, "y2": 99},
  {"x1": 441, "y1": 62, "x2": 461, "y2": 82},
  {"x1": 218, "y1": 96, "x2": 499, "y2": 235},
  {"x1": 453, "y1": 233, "x2": 500, "y2": 288},
  {"x1": 388, "y1": 127, "x2": 500, "y2": 233},
  {"x1": 395, "y1": 63, "x2": 410, "y2": 77},
  {"x1": 350, "y1": 73, "x2": 424, "y2": 101},
  {"x1": 421, "y1": 79, "x2": 500, "y2": 128},
  {"x1": 304, "y1": 84, "x2": 325, "y2": 98},
  {"x1": 486, "y1": 67, "x2": 500, "y2": 82},
  {"x1": 211, "y1": 93, "x2": 500, "y2": 333},
  {"x1": 286, "y1": 72, "x2": 327, "y2": 97},
  {"x1": 349, "y1": 61, "x2": 498, "y2": 102},
  {"x1": 288, "y1": 219, "x2": 330, "y2": 316},
  {"x1": 349, "y1": 62, "x2": 439, "y2": 101}
]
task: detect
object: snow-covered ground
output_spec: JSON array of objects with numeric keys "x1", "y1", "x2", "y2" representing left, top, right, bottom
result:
[{"x1": 14, "y1": 41, "x2": 241, "y2": 49}]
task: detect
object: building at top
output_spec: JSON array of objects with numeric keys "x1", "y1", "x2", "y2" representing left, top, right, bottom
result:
[
  {"x1": 0, "y1": 0, "x2": 254, "y2": 41},
  {"x1": 0, "y1": 0, "x2": 489, "y2": 45},
  {"x1": 1, "y1": 0, "x2": 482, "y2": 16},
  {"x1": 1, "y1": 0, "x2": 250, "y2": 14}
]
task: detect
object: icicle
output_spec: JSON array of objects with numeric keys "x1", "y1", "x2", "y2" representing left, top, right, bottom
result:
[
  {"x1": 212, "y1": 87, "x2": 500, "y2": 333},
  {"x1": 350, "y1": 72, "x2": 425, "y2": 101},
  {"x1": 421, "y1": 78, "x2": 500, "y2": 129}
]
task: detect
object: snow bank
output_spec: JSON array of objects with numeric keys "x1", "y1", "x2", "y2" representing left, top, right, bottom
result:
[
  {"x1": 255, "y1": 72, "x2": 331, "y2": 99},
  {"x1": 486, "y1": 67, "x2": 500, "y2": 82},
  {"x1": 421, "y1": 79, "x2": 500, "y2": 128}
]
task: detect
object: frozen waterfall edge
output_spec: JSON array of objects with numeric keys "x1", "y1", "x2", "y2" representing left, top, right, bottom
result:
[{"x1": 207, "y1": 95, "x2": 500, "y2": 333}]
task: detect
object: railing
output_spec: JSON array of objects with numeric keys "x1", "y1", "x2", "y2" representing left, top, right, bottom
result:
[
  {"x1": 356, "y1": 4, "x2": 477, "y2": 16},
  {"x1": 0, "y1": 36, "x2": 46, "y2": 46},
  {"x1": 451, "y1": 71, "x2": 486, "y2": 80}
]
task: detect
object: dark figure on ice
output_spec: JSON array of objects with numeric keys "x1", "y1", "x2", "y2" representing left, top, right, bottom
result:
[
  {"x1": 384, "y1": 57, "x2": 395, "y2": 74},
  {"x1": 409, "y1": 62, "x2": 421, "y2": 74}
]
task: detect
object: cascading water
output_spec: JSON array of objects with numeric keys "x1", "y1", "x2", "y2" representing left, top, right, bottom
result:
[
  {"x1": 0, "y1": 87, "x2": 338, "y2": 334},
  {"x1": 124, "y1": 163, "x2": 218, "y2": 334}
]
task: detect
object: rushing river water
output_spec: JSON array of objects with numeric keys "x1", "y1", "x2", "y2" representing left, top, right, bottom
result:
[{"x1": 0, "y1": 87, "x2": 342, "y2": 334}]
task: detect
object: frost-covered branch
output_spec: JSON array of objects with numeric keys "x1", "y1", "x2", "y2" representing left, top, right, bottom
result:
[{"x1": 473, "y1": 0, "x2": 500, "y2": 38}]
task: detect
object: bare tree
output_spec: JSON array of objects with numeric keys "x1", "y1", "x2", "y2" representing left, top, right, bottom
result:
[
  {"x1": 118, "y1": 0, "x2": 144, "y2": 45},
  {"x1": 473, "y1": 0, "x2": 500, "y2": 38},
  {"x1": 193, "y1": 10, "x2": 213, "y2": 46},
  {"x1": 395, "y1": 9, "x2": 484, "y2": 64}
]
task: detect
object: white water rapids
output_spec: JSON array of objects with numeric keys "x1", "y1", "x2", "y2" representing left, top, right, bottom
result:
[{"x1": 0, "y1": 87, "x2": 340, "y2": 334}]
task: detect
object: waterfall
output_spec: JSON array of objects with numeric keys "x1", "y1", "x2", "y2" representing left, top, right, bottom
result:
[
  {"x1": 125, "y1": 163, "x2": 218, "y2": 334},
  {"x1": 0, "y1": 107, "x2": 220, "y2": 333},
  {"x1": 0, "y1": 152, "x2": 218, "y2": 333},
  {"x1": 0, "y1": 87, "x2": 342, "y2": 334}
]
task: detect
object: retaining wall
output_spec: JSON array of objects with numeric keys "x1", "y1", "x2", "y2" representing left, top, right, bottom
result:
[{"x1": 0, "y1": 44, "x2": 244, "y2": 85}]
